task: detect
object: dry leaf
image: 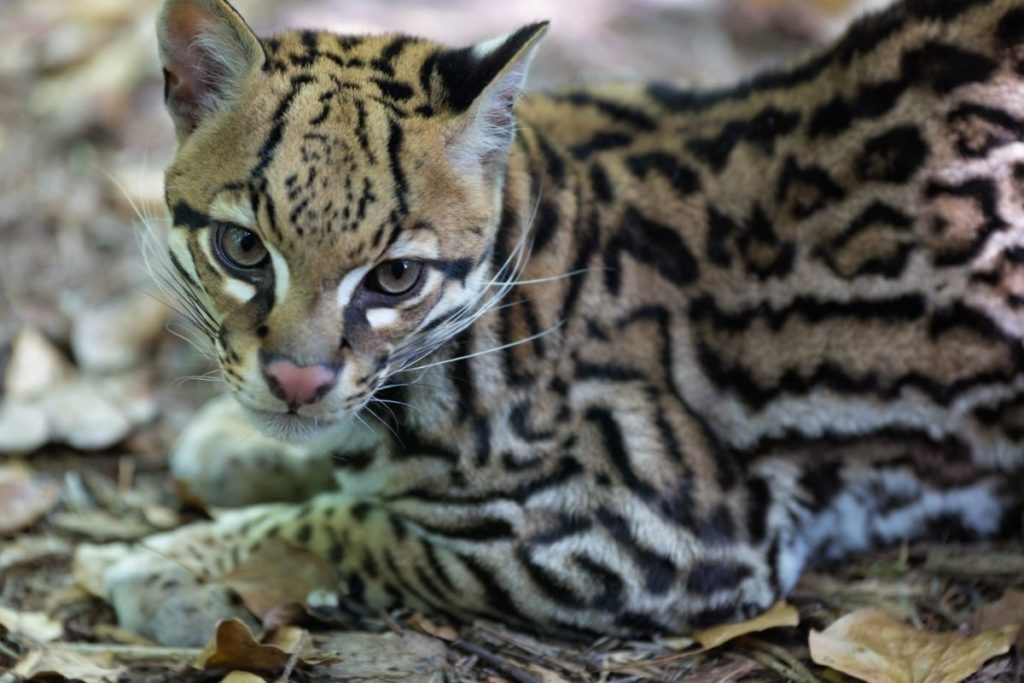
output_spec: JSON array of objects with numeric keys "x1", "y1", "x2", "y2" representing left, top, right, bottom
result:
[
  {"x1": 407, "y1": 612, "x2": 460, "y2": 642},
  {"x1": 264, "y1": 625, "x2": 309, "y2": 654},
  {"x1": 810, "y1": 607, "x2": 1010, "y2": 683},
  {"x1": 14, "y1": 645, "x2": 125, "y2": 683},
  {"x1": 220, "y1": 672, "x2": 268, "y2": 683},
  {"x1": 0, "y1": 464, "x2": 61, "y2": 535},
  {"x1": 0, "y1": 605, "x2": 63, "y2": 643},
  {"x1": 0, "y1": 534, "x2": 70, "y2": 573},
  {"x1": 223, "y1": 538, "x2": 339, "y2": 620},
  {"x1": 194, "y1": 618, "x2": 292, "y2": 672},
  {"x1": 692, "y1": 601, "x2": 800, "y2": 649},
  {"x1": 71, "y1": 291, "x2": 169, "y2": 372},
  {"x1": 43, "y1": 380, "x2": 133, "y2": 451},
  {"x1": 5, "y1": 326, "x2": 72, "y2": 399},
  {"x1": 0, "y1": 401, "x2": 49, "y2": 455},
  {"x1": 973, "y1": 589, "x2": 1024, "y2": 649},
  {"x1": 52, "y1": 510, "x2": 155, "y2": 541}
]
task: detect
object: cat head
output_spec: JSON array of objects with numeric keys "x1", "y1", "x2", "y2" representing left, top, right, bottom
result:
[{"x1": 156, "y1": 0, "x2": 546, "y2": 439}]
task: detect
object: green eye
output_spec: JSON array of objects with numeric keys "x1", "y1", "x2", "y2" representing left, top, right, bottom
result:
[
  {"x1": 368, "y1": 260, "x2": 423, "y2": 295},
  {"x1": 215, "y1": 223, "x2": 268, "y2": 270}
]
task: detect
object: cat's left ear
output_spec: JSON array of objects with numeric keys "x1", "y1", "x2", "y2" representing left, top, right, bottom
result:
[
  {"x1": 157, "y1": 0, "x2": 266, "y2": 139},
  {"x1": 434, "y1": 22, "x2": 549, "y2": 171}
]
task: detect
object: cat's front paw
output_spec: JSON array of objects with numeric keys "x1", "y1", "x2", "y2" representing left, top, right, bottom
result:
[
  {"x1": 171, "y1": 395, "x2": 337, "y2": 508},
  {"x1": 83, "y1": 540, "x2": 256, "y2": 647},
  {"x1": 102, "y1": 549, "x2": 258, "y2": 647}
]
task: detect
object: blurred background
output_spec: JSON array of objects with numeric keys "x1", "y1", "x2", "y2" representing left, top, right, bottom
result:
[{"x1": 0, "y1": 0, "x2": 884, "y2": 452}]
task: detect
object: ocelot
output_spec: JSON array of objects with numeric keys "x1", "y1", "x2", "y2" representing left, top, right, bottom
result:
[{"x1": 101, "y1": 0, "x2": 1024, "y2": 646}]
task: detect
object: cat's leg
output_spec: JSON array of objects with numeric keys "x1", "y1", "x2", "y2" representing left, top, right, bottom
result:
[
  {"x1": 106, "y1": 414, "x2": 787, "y2": 646},
  {"x1": 747, "y1": 436, "x2": 1024, "y2": 594}
]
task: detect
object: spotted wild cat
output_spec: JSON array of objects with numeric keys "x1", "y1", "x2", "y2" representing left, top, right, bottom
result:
[{"x1": 99, "y1": 0, "x2": 1024, "y2": 646}]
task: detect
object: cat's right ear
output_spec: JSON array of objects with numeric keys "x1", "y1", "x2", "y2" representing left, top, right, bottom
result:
[{"x1": 157, "y1": 0, "x2": 265, "y2": 138}]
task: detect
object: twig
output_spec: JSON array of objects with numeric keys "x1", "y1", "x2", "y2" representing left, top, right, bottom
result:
[
  {"x1": 452, "y1": 640, "x2": 539, "y2": 683},
  {"x1": 58, "y1": 642, "x2": 201, "y2": 661},
  {"x1": 279, "y1": 629, "x2": 307, "y2": 682},
  {"x1": 0, "y1": 639, "x2": 20, "y2": 662},
  {"x1": 740, "y1": 638, "x2": 820, "y2": 683}
]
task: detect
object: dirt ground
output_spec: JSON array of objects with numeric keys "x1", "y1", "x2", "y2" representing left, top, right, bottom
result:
[{"x1": 0, "y1": 0, "x2": 1022, "y2": 681}]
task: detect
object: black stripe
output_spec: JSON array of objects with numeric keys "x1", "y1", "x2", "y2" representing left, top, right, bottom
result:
[
  {"x1": 457, "y1": 553, "x2": 523, "y2": 619},
  {"x1": 647, "y1": 0, "x2": 990, "y2": 114},
  {"x1": 386, "y1": 120, "x2": 409, "y2": 215},
  {"x1": 554, "y1": 91, "x2": 657, "y2": 131},
  {"x1": 596, "y1": 507, "x2": 677, "y2": 594},
  {"x1": 171, "y1": 201, "x2": 208, "y2": 231},
  {"x1": 252, "y1": 74, "x2": 315, "y2": 179},
  {"x1": 516, "y1": 547, "x2": 586, "y2": 608},
  {"x1": 625, "y1": 152, "x2": 701, "y2": 195},
  {"x1": 688, "y1": 293, "x2": 926, "y2": 332}
]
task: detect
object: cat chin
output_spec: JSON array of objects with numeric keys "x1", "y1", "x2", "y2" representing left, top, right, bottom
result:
[{"x1": 240, "y1": 405, "x2": 341, "y2": 443}]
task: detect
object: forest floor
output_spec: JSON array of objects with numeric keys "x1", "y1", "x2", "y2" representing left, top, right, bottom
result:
[{"x1": 0, "y1": 0, "x2": 1022, "y2": 681}]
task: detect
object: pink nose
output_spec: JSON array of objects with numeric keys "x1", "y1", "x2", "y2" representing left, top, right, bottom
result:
[{"x1": 263, "y1": 359, "x2": 337, "y2": 406}]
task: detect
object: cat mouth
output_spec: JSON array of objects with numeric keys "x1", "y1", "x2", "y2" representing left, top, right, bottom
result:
[{"x1": 240, "y1": 405, "x2": 340, "y2": 442}]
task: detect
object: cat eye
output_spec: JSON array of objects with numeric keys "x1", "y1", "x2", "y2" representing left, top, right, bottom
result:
[
  {"x1": 214, "y1": 222, "x2": 269, "y2": 271},
  {"x1": 366, "y1": 260, "x2": 423, "y2": 296}
]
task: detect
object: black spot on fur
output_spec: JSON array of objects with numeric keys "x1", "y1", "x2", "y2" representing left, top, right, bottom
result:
[{"x1": 856, "y1": 125, "x2": 929, "y2": 183}]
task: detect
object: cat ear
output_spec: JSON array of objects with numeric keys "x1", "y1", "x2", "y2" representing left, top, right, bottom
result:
[
  {"x1": 435, "y1": 22, "x2": 549, "y2": 171},
  {"x1": 157, "y1": 0, "x2": 266, "y2": 138}
]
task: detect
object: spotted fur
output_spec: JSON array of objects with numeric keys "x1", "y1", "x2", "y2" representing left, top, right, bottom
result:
[{"x1": 108, "y1": 0, "x2": 1024, "y2": 645}]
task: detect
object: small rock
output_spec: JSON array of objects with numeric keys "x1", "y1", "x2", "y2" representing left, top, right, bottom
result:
[
  {"x1": 0, "y1": 401, "x2": 49, "y2": 455},
  {"x1": 71, "y1": 292, "x2": 170, "y2": 372},
  {"x1": 5, "y1": 327, "x2": 72, "y2": 400}
]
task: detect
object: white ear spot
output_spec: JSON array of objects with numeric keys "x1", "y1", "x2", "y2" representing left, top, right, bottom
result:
[
  {"x1": 448, "y1": 25, "x2": 547, "y2": 172},
  {"x1": 472, "y1": 31, "x2": 514, "y2": 59},
  {"x1": 366, "y1": 308, "x2": 399, "y2": 328}
]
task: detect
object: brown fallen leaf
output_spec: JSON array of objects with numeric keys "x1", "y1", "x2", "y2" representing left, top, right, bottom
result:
[
  {"x1": 220, "y1": 672, "x2": 268, "y2": 683},
  {"x1": 809, "y1": 607, "x2": 1010, "y2": 683},
  {"x1": 223, "y1": 538, "x2": 339, "y2": 621},
  {"x1": 263, "y1": 624, "x2": 309, "y2": 654},
  {"x1": 14, "y1": 645, "x2": 125, "y2": 683},
  {"x1": 0, "y1": 463, "x2": 61, "y2": 535},
  {"x1": 693, "y1": 600, "x2": 800, "y2": 650},
  {"x1": 606, "y1": 601, "x2": 800, "y2": 671},
  {"x1": 407, "y1": 611, "x2": 460, "y2": 642},
  {"x1": 973, "y1": 589, "x2": 1024, "y2": 649},
  {"x1": 0, "y1": 605, "x2": 63, "y2": 643},
  {"x1": 194, "y1": 618, "x2": 293, "y2": 672}
]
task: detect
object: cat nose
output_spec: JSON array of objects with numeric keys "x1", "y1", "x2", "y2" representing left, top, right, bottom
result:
[{"x1": 262, "y1": 358, "x2": 337, "y2": 406}]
